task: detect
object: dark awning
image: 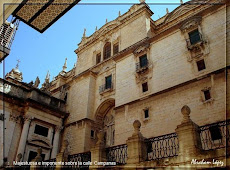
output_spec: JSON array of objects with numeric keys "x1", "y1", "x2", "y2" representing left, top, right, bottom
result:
[{"x1": 12, "y1": 0, "x2": 80, "y2": 33}]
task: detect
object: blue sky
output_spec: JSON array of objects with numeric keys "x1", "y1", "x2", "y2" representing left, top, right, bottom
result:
[{"x1": 1, "y1": 0, "x2": 189, "y2": 85}]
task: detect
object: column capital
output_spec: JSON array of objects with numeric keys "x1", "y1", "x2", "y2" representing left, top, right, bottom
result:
[
  {"x1": 55, "y1": 125, "x2": 63, "y2": 133},
  {"x1": 23, "y1": 115, "x2": 32, "y2": 123}
]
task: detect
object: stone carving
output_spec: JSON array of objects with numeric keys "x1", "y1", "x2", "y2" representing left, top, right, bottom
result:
[
  {"x1": 34, "y1": 76, "x2": 40, "y2": 88},
  {"x1": 28, "y1": 81, "x2": 34, "y2": 86},
  {"x1": 31, "y1": 148, "x2": 43, "y2": 162},
  {"x1": 103, "y1": 108, "x2": 115, "y2": 147},
  {"x1": 0, "y1": 83, "x2": 11, "y2": 94},
  {"x1": 96, "y1": 130, "x2": 105, "y2": 145},
  {"x1": 9, "y1": 114, "x2": 21, "y2": 123},
  {"x1": 41, "y1": 71, "x2": 50, "y2": 92},
  {"x1": 180, "y1": 16, "x2": 202, "y2": 33},
  {"x1": 16, "y1": 153, "x2": 22, "y2": 162}
]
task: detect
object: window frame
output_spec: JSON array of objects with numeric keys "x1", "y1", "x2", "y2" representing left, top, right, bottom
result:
[
  {"x1": 196, "y1": 59, "x2": 206, "y2": 72},
  {"x1": 103, "y1": 42, "x2": 111, "y2": 60},
  {"x1": 142, "y1": 82, "x2": 148, "y2": 93},
  {"x1": 34, "y1": 124, "x2": 49, "y2": 137}
]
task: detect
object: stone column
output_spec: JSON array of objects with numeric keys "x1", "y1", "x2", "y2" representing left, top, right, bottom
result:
[
  {"x1": 175, "y1": 105, "x2": 202, "y2": 162},
  {"x1": 90, "y1": 131, "x2": 106, "y2": 169},
  {"x1": 51, "y1": 126, "x2": 62, "y2": 159},
  {"x1": 126, "y1": 120, "x2": 146, "y2": 166},
  {"x1": 16, "y1": 116, "x2": 32, "y2": 160}
]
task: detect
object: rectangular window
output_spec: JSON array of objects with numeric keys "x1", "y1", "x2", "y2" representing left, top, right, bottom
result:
[
  {"x1": 113, "y1": 43, "x2": 119, "y2": 55},
  {"x1": 209, "y1": 126, "x2": 222, "y2": 141},
  {"x1": 28, "y1": 151, "x2": 45, "y2": 162},
  {"x1": 96, "y1": 53, "x2": 101, "y2": 64},
  {"x1": 204, "y1": 90, "x2": 211, "y2": 101},
  {"x1": 34, "y1": 124, "x2": 49, "y2": 137},
  {"x1": 91, "y1": 130, "x2": 95, "y2": 138},
  {"x1": 105, "y1": 75, "x2": 112, "y2": 89},
  {"x1": 142, "y1": 82, "x2": 148, "y2": 92},
  {"x1": 144, "y1": 109, "x2": 149, "y2": 119},
  {"x1": 196, "y1": 59, "x2": 206, "y2": 71},
  {"x1": 139, "y1": 54, "x2": 148, "y2": 68},
  {"x1": 189, "y1": 29, "x2": 201, "y2": 45}
]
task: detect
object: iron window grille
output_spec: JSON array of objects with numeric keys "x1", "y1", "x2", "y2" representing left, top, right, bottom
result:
[{"x1": 199, "y1": 120, "x2": 230, "y2": 150}]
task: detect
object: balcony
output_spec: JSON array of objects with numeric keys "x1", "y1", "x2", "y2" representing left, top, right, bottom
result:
[
  {"x1": 99, "y1": 83, "x2": 113, "y2": 94},
  {"x1": 186, "y1": 32, "x2": 206, "y2": 50},
  {"x1": 136, "y1": 60, "x2": 149, "y2": 73},
  {"x1": 0, "y1": 20, "x2": 19, "y2": 62}
]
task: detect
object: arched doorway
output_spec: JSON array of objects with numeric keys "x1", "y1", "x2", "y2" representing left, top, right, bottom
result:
[{"x1": 95, "y1": 99, "x2": 115, "y2": 147}]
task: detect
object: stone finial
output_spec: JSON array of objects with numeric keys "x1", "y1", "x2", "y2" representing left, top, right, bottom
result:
[
  {"x1": 16, "y1": 153, "x2": 22, "y2": 162},
  {"x1": 41, "y1": 71, "x2": 51, "y2": 92},
  {"x1": 16, "y1": 59, "x2": 20, "y2": 69},
  {"x1": 34, "y1": 76, "x2": 40, "y2": 88},
  {"x1": 45, "y1": 71, "x2": 50, "y2": 82},
  {"x1": 95, "y1": 26, "x2": 98, "y2": 31},
  {"x1": 96, "y1": 130, "x2": 105, "y2": 145},
  {"x1": 180, "y1": 0, "x2": 183, "y2": 4},
  {"x1": 166, "y1": 8, "x2": 169, "y2": 14},
  {"x1": 181, "y1": 105, "x2": 191, "y2": 123},
  {"x1": 83, "y1": 28, "x2": 86, "y2": 38},
  {"x1": 133, "y1": 120, "x2": 141, "y2": 134},
  {"x1": 139, "y1": 0, "x2": 145, "y2": 3},
  {"x1": 119, "y1": 11, "x2": 121, "y2": 16},
  {"x1": 106, "y1": 18, "x2": 108, "y2": 24},
  {"x1": 62, "y1": 58, "x2": 67, "y2": 72}
]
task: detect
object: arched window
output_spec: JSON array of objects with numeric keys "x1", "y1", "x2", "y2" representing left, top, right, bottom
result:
[{"x1": 103, "y1": 42, "x2": 111, "y2": 60}]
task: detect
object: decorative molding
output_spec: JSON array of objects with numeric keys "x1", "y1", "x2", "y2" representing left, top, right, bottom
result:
[
  {"x1": 9, "y1": 114, "x2": 21, "y2": 123},
  {"x1": 55, "y1": 125, "x2": 63, "y2": 133},
  {"x1": 180, "y1": 16, "x2": 202, "y2": 33},
  {"x1": 23, "y1": 115, "x2": 33, "y2": 123}
]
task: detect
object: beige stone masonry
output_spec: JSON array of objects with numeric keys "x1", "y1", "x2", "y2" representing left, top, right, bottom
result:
[
  {"x1": 126, "y1": 120, "x2": 146, "y2": 166},
  {"x1": 90, "y1": 131, "x2": 106, "y2": 169},
  {"x1": 175, "y1": 105, "x2": 202, "y2": 163}
]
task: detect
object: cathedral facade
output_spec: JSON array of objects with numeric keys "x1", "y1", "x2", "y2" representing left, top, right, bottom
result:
[{"x1": 0, "y1": 0, "x2": 229, "y2": 169}]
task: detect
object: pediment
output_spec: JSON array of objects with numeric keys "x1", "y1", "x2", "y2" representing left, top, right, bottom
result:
[
  {"x1": 133, "y1": 44, "x2": 150, "y2": 55},
  {"x1": 93, "y1": 21, "x2": 120, "y2": 40},
  {"x1": 164, "y1": 4, "x2": 196, "y2": 24},
  {"x1": 28, "y1": 138, "x2": 51, "y2": 148},
  {"x1": 180, "y1": 16, "x2": 202, "y2": 32}
]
